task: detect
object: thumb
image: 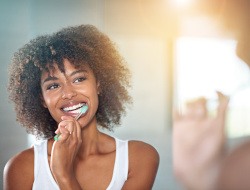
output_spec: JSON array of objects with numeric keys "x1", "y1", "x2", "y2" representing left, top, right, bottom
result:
[{"x1": 216, "y1": 91, "x2": 229, "y2": 120}]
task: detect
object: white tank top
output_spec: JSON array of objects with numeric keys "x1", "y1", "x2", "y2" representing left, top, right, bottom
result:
[{"x1": 32, "y1": 138, "x2": 128, "y2": 190}]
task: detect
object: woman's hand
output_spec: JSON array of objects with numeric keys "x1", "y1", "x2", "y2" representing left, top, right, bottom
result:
[
  {"x1": 50, "y1": 116, "x2": 82, "y2": 188},
  {"x1": 173, "y1": 92, "x2": 229, "y2": 190}
]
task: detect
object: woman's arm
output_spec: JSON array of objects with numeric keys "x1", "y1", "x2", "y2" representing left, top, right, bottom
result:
[
  {"x1": 50, "y1": 116, "x2": 83, "y2": 190},
  {"x1": 121, "y1": 141, "x2": 159, "y2": 190},
  {"x1": 3, "y1": 148, "x2": 34, "y2": 190}
]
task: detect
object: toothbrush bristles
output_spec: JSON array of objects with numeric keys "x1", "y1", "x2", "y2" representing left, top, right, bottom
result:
[{"x1": 75, "y1": 105, "x2": 88, "y2": 120}]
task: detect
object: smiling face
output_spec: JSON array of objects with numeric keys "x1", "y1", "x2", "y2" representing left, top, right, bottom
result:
[{"x1": 40, "y1": 59, "x2": 100, "y2": 127}]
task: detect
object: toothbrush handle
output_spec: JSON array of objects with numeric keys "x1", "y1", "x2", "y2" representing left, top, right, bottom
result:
[
  {"x1": 75, "y1": 111, "x2": 83, "y2": 121},
  {"x1": 54, "y1": 133, "x2": 60, "y2": 141}
]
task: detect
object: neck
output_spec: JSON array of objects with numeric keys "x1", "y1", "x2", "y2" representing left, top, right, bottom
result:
[
  {"x1": 78, "y1": 128, "x2": 101, "y2": 158},
  {"x1": 76, "y1": 117, "x2": 104, "y2": 159}
]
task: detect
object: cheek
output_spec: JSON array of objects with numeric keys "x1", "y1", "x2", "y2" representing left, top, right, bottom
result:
[
  {"x1": 42, "y1": 93, "x2": 55, "y2": 109},
  {"x1": 44, "y1": 98, "x2": 51, "y2": 108}
]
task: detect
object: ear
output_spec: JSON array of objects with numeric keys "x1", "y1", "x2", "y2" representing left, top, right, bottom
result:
[
  {"x1": 40, "y1": 95, "x2": 48, "y2": 108},
  {"x1": 97, "y1": 81, "x2": 101, "y2": 95}
]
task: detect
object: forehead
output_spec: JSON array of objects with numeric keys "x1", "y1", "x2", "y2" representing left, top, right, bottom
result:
[{"x1": 41, "y1": 60, "x2": 92, "y2": 77}]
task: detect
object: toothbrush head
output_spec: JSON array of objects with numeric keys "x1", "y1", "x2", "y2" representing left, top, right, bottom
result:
[
  {"x1": 80, "y1": 104, "x2": 88, "y2": 114},
  {"x1": 75, "y1": 104, "x2": 88, "y2": 120}
]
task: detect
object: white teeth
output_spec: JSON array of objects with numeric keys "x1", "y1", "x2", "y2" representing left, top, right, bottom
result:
[{"x1": 63, "y1": 103, "x2": 84, "y2": 112}]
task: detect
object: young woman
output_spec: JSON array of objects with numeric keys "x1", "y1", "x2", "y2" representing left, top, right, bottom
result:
[{"x1": 4, "y1": 25, "x2": 159, "y2": 190}]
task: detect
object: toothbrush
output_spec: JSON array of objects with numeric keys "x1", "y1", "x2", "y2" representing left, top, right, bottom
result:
[
  {"x1": 74, "y1": 104, "x2": 88, "y2": 120},
  {"x1": 54, "y1": 104, "x2": 88, "y2": 141}
]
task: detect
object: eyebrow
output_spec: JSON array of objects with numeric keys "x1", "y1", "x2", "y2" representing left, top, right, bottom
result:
[
  {"x1": 70, "y1": 69, "x2": 88, "y2": 77},
  {"x1": 42, "y1": 69, "x2": 88, "y2": 85},
  {"x1": 42, "y1": 76, "x2": 58, "y2": 85}
]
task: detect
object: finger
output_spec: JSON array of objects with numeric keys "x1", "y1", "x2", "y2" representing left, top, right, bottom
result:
[
  {"x1": 59, "y1": 119, "x2": 75, "y2": 134},
  {"x1": 55, "y1": 125, "x2": 70, "y2": 142},
  {"x1": 64, "y1": 119, "x2": 80, "y2": 140},
  {"x1": 76, "y1": 120, "x2": 82, "y2": 140},
  {"x1": 70, "y1": 120, "x2": 78, "y2": 140},
  {"x1": 60, "y1": 115, "x2": 81, "y2": 141},
  {"x1": 55, "y1": 128, "x2": 60, "y2": 134},
  {"x1": 216, "y1": 91, "x2": 229, "y2": 120},
  {"x1": 61, "y1": 120, "x2": 80, "y2": 143},
  {"x1": 57, "y1": 120, "x2": 75, "y2": 138},
  {"x1": 65, "y1": 125, "x2": 74, "y2": 134}
]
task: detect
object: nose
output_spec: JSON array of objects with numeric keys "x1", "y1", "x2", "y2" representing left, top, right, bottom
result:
[{"x1": 61, "y1": 84, "x2": 77, "y2": 99}]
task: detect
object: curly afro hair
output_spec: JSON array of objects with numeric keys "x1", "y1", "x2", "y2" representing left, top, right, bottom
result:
[{"x1": 8, "y1": 24, "x2": 132, "y2": 139}]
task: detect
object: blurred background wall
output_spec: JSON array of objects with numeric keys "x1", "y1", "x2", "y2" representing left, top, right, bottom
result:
[{"x1": 1, "y1": 0, "x2": 250, "y2": 189}]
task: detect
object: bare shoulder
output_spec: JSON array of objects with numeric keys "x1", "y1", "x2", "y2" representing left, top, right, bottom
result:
[
  {"x1": 122, "y1": 140, "x2": 159, "y2": 189},
  {"x1": 4, "y1": 147, "x2": 34, "y2": 189},
  {"x1": 4, "y1": 147, "x2": 34, "y2": 173},
  {"x1": 128, "y1": 140, "x2": 159, "y2": 163},
  {"x1": 128, "y1": 140, "x2": 159, "y2": 174}
]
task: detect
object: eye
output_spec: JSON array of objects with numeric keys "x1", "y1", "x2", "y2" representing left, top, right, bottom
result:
[
  {"x1": 47, "y1": 83, "x2": 60, "y2": 90},
  {"x1": 74, "y1": 77, "x2": 86, "y2": 83}
]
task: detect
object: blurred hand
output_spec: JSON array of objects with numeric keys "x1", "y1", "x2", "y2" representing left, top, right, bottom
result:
[{"x1": 173, "y1": 92, "x2": 229, "y2": 190}]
